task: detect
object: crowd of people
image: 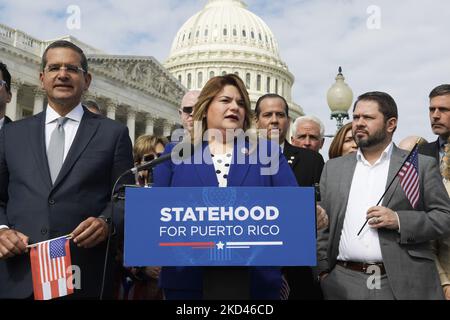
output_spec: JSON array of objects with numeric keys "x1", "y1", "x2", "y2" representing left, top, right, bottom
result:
[{"x1": 0, "y1": 40, "x2": 449, "y2": 300}]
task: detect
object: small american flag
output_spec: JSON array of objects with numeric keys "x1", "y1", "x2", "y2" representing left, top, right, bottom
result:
[
  {"x1": 30, "y1": 237, "x2": 74, "y2": 300},
  {"x1": 398, "y1": 145, "x2": 420, "y2": 208}
]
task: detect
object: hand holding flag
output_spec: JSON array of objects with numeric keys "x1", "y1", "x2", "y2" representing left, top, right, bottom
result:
[
  {"x1": 357, "y1": 143, "x2": 420, "y2": 236},
  {"x1": 29, "y1": 235, "x2": 74, "y2": 300}
]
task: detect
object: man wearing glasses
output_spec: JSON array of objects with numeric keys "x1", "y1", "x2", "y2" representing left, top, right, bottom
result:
[
  {"x1": 0, "y1": 62, "x2": 12, "y2": 130},
  {"x1": 177, "y1": 90, "x2": 200, "y2": 139},
  {"x1": 0, "y1": 40, "x2": 133, "y2": 299}
]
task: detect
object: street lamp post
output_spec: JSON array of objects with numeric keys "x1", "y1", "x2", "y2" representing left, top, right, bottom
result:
[{"x1": 326, "y1": 67, "x2": 354, "y2": 131}]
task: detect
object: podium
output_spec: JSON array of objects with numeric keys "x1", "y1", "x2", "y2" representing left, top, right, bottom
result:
[{"x1": 124, "y1": 186, "x2": 317, "y2": 299}]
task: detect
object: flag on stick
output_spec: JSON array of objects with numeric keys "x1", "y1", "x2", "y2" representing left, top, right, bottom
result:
[
  {"x1": 397, "y1": 144, "x2": 420, "y2": 208},
  {"x1": 29, "y1": 236, "x2": 73, "y2": 300}
]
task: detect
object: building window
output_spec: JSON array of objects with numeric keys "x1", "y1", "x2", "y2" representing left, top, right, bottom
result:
[
  {"x1": 257, "y1": 74, "x2": 261, "y2": 91},
  {"x1": 182, "y1": 34, "x2": 185, "y2": 41},
  {"x1": 196, "y1": 30, "x2": 200, "y2": 37},
  {"x1": 234, "y1": 71, "x2": 239, "y2": 76},
  {"x1": 209, "y1": 71, "x2": 215, "y2": 79},
  {"x1": 251, "y1": 31, "x2": 255, "y2": 39},
  {"x1": 178, "y1": 75, "x2": 182, "y2": 83},
  {"x1": 246, "y1": 73, "x2": 251, "y2": 89},
  {"x1": 223, "y1": 28, "x2": 227, "y2": 36},
  {"x1": 275, "y1": 79, "x2": 279, "y2": 94},
  {"x1": 205, "y1": 28, "x2": 208, "y2": 36},
  {"x1": 233, "y1": 28, "x2": 237, "y2": 36},
  {"x1": 188, "y1": 32, "x2": 191, "y2": 39},
  {"x1": 242, "y1": 30, "x2": 246, "y2": 37},
  {"x1": 259, "y1": 33, "x2": 262, "y2": 41},
  {"x1": 198, "y1": 72, "x2": 203, "y2": 88},
  {"x1": 267, "y1": 77, "x2": 271, "y2": 93},
  {"x1": 222, "y1": 71, "x2": 227, "y2": 76},
  {"x1": 187, "y1": 73, "x2": 192, "y2": 89}
]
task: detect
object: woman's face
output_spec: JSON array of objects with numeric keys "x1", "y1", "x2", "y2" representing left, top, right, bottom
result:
[
  {"x1": 341, "y1": 128, "x2": 358, "y2": 156},
  {"x1": 206, "y1": 85, "x2": 246, "y2": 132}
]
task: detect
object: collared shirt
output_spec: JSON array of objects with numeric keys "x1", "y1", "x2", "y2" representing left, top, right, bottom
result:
[
  {"x1": 0, "y1": 105, "x2": 84, "y2": 231},
  {"x1": 337, "y1": 142, "x2": 394, "y2": 263},
  {"x1": 45, "y1": 103, "x2": 84, "y2": 161},
  {"x1": 0, "y1": 117, "x2": 4, "y2": 130}
]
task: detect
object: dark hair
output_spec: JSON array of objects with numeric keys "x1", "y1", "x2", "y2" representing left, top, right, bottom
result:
[
  {"x1": 353, "y1": 91, "x2": 398, "y2": 122},
  {"x1": 41, "y1": 40, "x2": 88, "y2": 72},
  {"x1": 429, "y1": 84, "x2": 450, "y2": 99},
  {"x1": 254, "y1": 93, "x2": 289, "y2": 118},
  {"x1": 0, "y1": 61, "x2": 12, "y2": 94}
]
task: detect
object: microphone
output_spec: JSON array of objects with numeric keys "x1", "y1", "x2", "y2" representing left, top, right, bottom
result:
[
  {"x1": 129, "y1": 142, "x2": 194, "y2": 174},
  {"x1": 130, "y1": 153, "x2": 171, "y2": 174}
]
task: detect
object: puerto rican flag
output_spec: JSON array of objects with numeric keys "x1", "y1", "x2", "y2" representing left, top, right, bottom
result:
[{"x1": 30, "y1": 237, "x2": 74, "y2": 300}]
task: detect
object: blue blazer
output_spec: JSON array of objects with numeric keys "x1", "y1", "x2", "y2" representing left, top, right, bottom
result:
[{"x1": 153, "y1": 139, "x2": 298, "y2": 299}]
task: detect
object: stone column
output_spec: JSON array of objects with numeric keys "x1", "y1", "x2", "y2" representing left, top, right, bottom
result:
[
  {"x1": 106, "y1": 102, "x2": 117, "y2": 120},
  {"x1": 33, "y1": 88, "x2": 46, "y2": 114},
  {"x1": 5, "y1": 81, "x2": 19, "y2": 121},
  {"x1": 127, "y1": 110, "x2": 136, "y2": 144},
  {"x1": 163, "y1": 120, "x2": 172, "y2": 138},
  {"x1": 145, "y1": 114, "x2": 155, "y2": 135}
]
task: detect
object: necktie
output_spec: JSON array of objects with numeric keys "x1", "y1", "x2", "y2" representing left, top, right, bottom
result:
[
  {"x1": 442, "y1": 143, "x2": 449, "y2": 179},
  {"x1": 47, "y1": 117, "x2": 68, "y2": 183}
]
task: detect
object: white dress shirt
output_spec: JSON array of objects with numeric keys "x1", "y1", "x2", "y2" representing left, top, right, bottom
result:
[
  {"x1": 45, "y1": 103, "x2": 84, "y2": 161},
  {"x1": 337, "y1": 142, "x2": 394, "y2": 263},
  {"x1": 0, "y1": 104, "x2": 84, "y2": 231},
  {"x1": 0, "y1": 117, "x2": 4, "y2": 130}
]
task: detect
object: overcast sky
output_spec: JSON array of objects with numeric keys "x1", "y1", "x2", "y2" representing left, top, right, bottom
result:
[{"x1": 1, "y1": 0, "x2": 449, "y2": 156}]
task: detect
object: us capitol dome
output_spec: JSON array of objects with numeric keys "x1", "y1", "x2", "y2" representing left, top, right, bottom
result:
[{"x1": 165, "y1": 0, "x2": 303, "y2": 117}]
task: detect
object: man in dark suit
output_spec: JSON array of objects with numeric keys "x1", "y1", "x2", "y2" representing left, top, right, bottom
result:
[
  {"x1": 419, "y1": 84, "x2": 450, "y2": 163},
  {"x1": 0, "y1": 62, "x2": 12, "y2": 130},
  {"x1": 255, "y1": 93, "x2": 326, "y2": 300},
  {"x1": 0, "y1": 40, "x2": 134, "y2": 299}
]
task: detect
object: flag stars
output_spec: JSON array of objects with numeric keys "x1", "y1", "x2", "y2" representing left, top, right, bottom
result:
[{"x1": 216, "y1": 241, "x2": 225, "y2": 250}]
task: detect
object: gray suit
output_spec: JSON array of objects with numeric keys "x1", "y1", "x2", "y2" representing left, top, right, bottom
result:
[{"x1": 317, "y1": 145, "x2": 450, "y2": 299}]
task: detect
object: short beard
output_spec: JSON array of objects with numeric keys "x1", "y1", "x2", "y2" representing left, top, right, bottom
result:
[{"x1": 355, "y1": 126, "x2": 387, "y2": 148}]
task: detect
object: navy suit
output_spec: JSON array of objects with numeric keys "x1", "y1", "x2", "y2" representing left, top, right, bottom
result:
[
  {"x1": 0, "y1": 108, "x2": 133, "y2": 299},
  {"x1": 419, "y1": 139, "x2": 440, "y2": 163},
  {"x1": 153, "y1": 139, "x2": 298, "y2": 299}
]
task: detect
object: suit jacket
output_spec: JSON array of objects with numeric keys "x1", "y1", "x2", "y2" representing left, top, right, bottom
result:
[
  {"x1": 419, "y1": 139, "x2": 440, "y2": 163},
  {"x1": 0, "y1": 108, "x2": 134, "y2": 299},
  {"x1": 153, "y1": 139, "x2": 298, "y2": 299},
  {"x1": 317, "y1": 144, "x2": 450, "y2": 300},
  {"x1": 283, "y1": 141, "x2": 324, "y2": 188},
  {"x1": 4, "y1": 115, "x2": 12, "y2": 125},
  {"x1": 282, "y1": 141, "x2": 324, "y2": 299}
]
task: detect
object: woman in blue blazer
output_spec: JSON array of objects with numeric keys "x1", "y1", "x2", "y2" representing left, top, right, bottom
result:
[{"x1": 153, "y1": 74, "x2": 298, "y2": 299}]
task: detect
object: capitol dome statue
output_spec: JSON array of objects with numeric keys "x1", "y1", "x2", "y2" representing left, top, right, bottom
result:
[{"x1": 165, "y1": 0, "x2": 303, "y2": 117}]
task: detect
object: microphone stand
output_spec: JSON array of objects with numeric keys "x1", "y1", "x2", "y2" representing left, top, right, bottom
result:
[{"x1": 99, "y1": 152, "x2": 178, "y2": 299}]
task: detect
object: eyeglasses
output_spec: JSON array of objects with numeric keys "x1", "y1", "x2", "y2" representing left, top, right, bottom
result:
[
  {"x1": 44, "y1": 64, "x2": 86, "y2": 75},
  {"x1": 142, "y1": 153, "x2": 162, "y2": 162},
  {"x1": 0, "y1": 80, "x2": 8, "y2": 90},
  {"x1": 180, "y1": 106, "x2": 194, "y2": 115}
]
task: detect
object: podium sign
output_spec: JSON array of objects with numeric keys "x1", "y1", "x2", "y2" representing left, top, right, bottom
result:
[{"x1": 124, "y1": 187, "x2": 316, "y2": 266}]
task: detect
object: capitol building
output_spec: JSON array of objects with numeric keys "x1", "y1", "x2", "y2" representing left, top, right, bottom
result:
[
  {"x1": 165, "y1": 0, "x2": 302, "y2": 117},
  {"x1": 0, "y1": 0, "x2": 302, "y2": 142}
]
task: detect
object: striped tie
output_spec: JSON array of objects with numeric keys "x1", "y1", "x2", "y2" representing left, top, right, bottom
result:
[{"x1": 280, "y1": 274, "x2": 290, "y2": 300}]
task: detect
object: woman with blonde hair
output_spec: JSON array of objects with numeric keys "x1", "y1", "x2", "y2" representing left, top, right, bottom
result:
[
  {"x1": 114, "y1": 134, "x2": 167, "y2": 300},
  {"x1": 133, "y1": 135, "x2": 168, "y2": 186},
  {"x1": 328, "y1": 122, "x2": 357, "y2": 159},
  {"x1": 153, "y1": 74, "x2": 299, "y2": 300},
  {"x1": 433, "y1": 137, "x2": 450, "y2": 300}
]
